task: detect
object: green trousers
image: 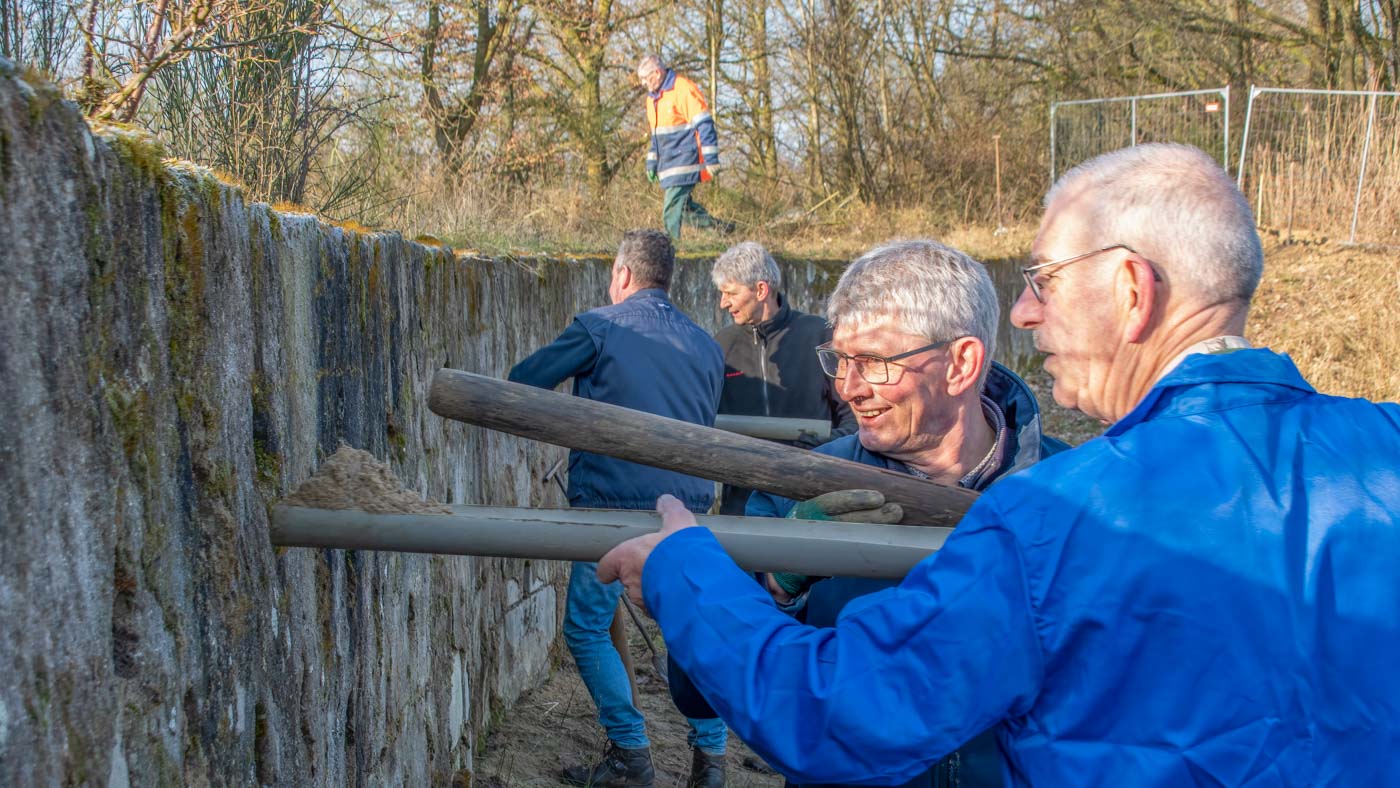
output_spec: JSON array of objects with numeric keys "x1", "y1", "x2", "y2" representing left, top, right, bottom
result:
[{"x1": 662, "y1": 183, "x2": 719, "y2": 240}]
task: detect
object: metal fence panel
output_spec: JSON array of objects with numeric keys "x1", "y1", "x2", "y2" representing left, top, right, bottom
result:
[
  {"x1": 1236, "y1": 87, "x2": 1400, "y2": 245},
  {"x1": 1050, "y1": 88, "x2": 1229, "y2": 182}
]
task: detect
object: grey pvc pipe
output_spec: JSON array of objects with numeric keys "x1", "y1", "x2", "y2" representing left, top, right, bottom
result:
[
  {"x1": 270, "y1": 504, "x2": 950, "y2": 580},
  {"x1": 712, "y1": 414, "x2": 832, "y2": 442}
]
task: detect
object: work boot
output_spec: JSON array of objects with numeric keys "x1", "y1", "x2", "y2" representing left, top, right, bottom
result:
[
  {"x1": 561, "y1": 741, "x2": 655, "y2": 787},
  {"x1": 688, "y1": 747, "x2": 726, "y2": 788}
]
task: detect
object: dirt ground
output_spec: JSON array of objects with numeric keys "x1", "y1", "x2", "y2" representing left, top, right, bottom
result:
[{"x1": 473, "y1": 618, "x2": 784, "y2": 788}]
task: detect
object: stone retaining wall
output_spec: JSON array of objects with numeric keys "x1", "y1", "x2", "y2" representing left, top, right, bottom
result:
[{"x1": 0, "y1": 61, "x2": 1034, "y2": 785}]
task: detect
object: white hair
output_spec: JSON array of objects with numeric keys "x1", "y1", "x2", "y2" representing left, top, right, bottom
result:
[
  {"x1": 827, "y1": 240, "x2": 999, "y2": 384},
  {"x1": 711, "y1": 242, "x2": 782, "y2": 290},
  {"x1": 1047, "y1": 143, "x2": 1263, "y2": 305},
  {"x1": 637, "y1": 54, "x2": 666, "y2": 76}
]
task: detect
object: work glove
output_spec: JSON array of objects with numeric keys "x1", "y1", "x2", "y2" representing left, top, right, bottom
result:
[
  {"x1": 647, "y1": 170, "x2": 658, "y2": 184},
  {"x1": 769, "y1": 490, "x2": 903, "y2": 599},
  {"x1": 793, "y1": 429, "x2": 824, "y2": 450},
  {"x1": 791, "y1": 489, "x2": 903, "y2": 524}
]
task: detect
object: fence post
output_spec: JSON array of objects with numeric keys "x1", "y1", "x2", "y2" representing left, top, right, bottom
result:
[
  {"x1": 1349, "y1": 92, "x2": 1378, "y2": 244},
  {"x1": 1130, "y1": 97, "x2": 1138, "y2": 147},
  {"x1": 1222, "y1": 85, "x2": 1231, "y2": 173},
  {"x1": 1236, "y1": 85, "x2": 1260, "y2": 188},
  {"x1": 1049, "y1": 103, "x2": 1058, "y2": 184}
]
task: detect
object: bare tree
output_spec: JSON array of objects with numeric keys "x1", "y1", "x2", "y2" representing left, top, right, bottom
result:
[
  {"x1": 141, "y1": 0, "x2": 386, "y2": 205},
  {"x1": 527, "y1": 0, "x2": 662, "y2": 194},
  {"x1": 1, "y1": 0, "x2": 82, "y2": 77},
  {"x1": 419, "y1": 0, "x2": 528, "y2": 172}
]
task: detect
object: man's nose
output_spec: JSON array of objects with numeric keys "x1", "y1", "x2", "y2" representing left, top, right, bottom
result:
[
  {"x1": 837, "y1": 369, "x2": 872, "y2": 402},
  {"x1": 1009, "y1": 286, "x2": 1043, "y2": 330}
]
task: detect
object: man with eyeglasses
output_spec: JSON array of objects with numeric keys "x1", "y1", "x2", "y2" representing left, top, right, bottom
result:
[
  {"x1": 744, "y1": 239, "x2": 1066, "y2": 788},
  {"x1": 595, "y1": 144, "x2": 1400, "y2": 785}
]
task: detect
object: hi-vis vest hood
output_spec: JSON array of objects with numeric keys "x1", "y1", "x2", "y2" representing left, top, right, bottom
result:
[{"x1": 646, "y1": 70, "x2": 721, "y2": 188}]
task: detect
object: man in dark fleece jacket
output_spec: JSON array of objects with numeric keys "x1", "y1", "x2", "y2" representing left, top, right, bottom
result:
[
  {"x1": 710, "y1": 242, "x2": 856, "y2": 515},
  {"x1": 663, "y1": 242, "x2": 859, "y2": 778},
  {"x1": 509, "y1": 229, "x2": 726, "y2": 788}
]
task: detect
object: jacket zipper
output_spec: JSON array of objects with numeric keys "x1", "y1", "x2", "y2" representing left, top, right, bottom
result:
[{"x1": 754, "y1": 329, "x2": 771, "y2": 415}]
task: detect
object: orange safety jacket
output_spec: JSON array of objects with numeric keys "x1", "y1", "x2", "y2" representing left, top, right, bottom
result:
[{"x1": 645, "y1": 70, "x2": 721, "y2": 188}]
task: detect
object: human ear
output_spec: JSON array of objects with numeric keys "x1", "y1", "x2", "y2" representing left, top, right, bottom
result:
[
  {"x1": 1118, "y1": 255, "x2": 1158, "y2": 344},
  {"x1": 945, "y1": 337, "x2": 986, "y2": 397}
]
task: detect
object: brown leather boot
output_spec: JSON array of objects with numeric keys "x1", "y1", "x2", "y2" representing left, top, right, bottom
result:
[
  {"x1": 688, "y1": 747, "x2": 726, "y2": 788},
  {"x1": 561, "y1": 741, "x2": 655, "y2": 788}
]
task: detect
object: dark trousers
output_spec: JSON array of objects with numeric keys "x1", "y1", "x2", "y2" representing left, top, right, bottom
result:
[{"x1": 662, "y1": 183, "x2": 718, "y2": 239}]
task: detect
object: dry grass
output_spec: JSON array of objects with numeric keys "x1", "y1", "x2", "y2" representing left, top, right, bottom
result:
[
  {"x1": 1241, "y1": 93, "x2": 1400, "y2": 246},
  {"x1": 1248, "y1": 234, "x2": 1400, "y2": 402},
  {"x1": 375, "y1": 164, "x2": 1032, "y2": 261}
]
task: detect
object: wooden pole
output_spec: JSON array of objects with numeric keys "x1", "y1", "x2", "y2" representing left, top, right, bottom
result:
[
  {"x1": 427, "y1": 369, "x2": 978, "y2": 526},
  {"x1": 610, "y1": 603, "x2": 639, "y2": 704},
  {"x1": 1287, "y1": 160, "x2": 1296, "y2": 242},
  {"x1": 269, "y1": 504, "x2": 951, "y2": 579},
  {"x1": 993, "y1": 133, "x2": 1003, "y2": 227}
]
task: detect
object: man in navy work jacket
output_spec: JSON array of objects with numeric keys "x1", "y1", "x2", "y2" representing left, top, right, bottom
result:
[
  {"x1": 597, "y1": 144, "x2": 1400, "y2": 786},
  {"x1": 745, "y1": 240, "x2": 1068, "y2": 788},
  {"x1": 509, "y1": 229, "x2": 726, "y2": 788}
]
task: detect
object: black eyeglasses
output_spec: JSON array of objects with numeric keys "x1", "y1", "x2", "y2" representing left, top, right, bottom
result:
[
  {"x1": 1021, "y1": 244, "x2": 1160, "y2": 303},
  {"x1": 815, "y1": 338, "x2": 955, "y2": 385}
]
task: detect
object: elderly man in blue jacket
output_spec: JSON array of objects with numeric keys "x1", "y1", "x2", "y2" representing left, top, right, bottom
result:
[
  {"x1": 509, "y1": 229, "x2": 726, "y2": 788},
  {"x1": 597, "y1": 144, "x2": 1400, "y2": 786}
]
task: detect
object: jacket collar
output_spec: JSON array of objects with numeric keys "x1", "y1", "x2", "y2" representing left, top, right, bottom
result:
[
  {"x1": 883, "y1": 361, "x2": 1051, "y2": 488},
  {"x1": 624, "y1": 287, "x2": 669, "y2": 303},
  {"x1": 648, "y1": 69, "x2": 677, "y2": 99},
  {"x1": 750, "y1": 293, "x2": 793, "y2": 340},
  {"x1": 981, "y1": 361, "x2": 1054, "y2": 476},
  {"x1": 1106, "y1": 348, "x2": 1315, "y2": 437}
]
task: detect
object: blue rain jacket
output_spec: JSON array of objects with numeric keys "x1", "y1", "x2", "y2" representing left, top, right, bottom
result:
[
  {"x1": 508, "y1": 288, "x2": 724, "y2": 511},
  {"x1": 643, "y1": 349, "x2": 1400, "y2": 786}
]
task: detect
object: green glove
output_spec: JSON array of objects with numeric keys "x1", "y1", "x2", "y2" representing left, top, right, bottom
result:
[
  {"x1": 771, "y1": 490, "x2": 903, "y2": 598},
  {"x1": 647, "y1": 170, "x2": 658, "y2": 184},
  {"x1": 790, "y1": 489, "x2": 903, "y2": 524}
]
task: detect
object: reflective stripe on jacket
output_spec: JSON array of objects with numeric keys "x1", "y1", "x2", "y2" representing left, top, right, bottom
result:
[
  {"x1": 646, "y1": 70, "x2": 720, "y2": 188},
  {"x1": 645, "y1": 348, "x2": 1400, "y2": 785}
]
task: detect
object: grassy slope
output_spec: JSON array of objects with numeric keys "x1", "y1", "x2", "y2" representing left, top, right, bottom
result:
[{"x1": 1247, "y1": 236, "x2": 1399, "y2": 403}]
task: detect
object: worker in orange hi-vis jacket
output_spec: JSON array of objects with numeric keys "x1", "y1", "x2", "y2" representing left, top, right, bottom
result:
[{"x1": 637, "y1": 54, "x2": 735, "y2": 241}]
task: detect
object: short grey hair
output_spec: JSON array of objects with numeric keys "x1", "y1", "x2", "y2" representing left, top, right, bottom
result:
[
  {"x1": 1047, "y1": 143, "x2": 1263, "y2": 306},
  {"x1": 616, "y1": 229, "x2": 675, "y2": 290},
  {"x1": 827, "y1": 240, "x2": 999, "y2": 384},
  {"x1": 711, "y1": 242, "x2": 782, "y2": 291},
  {"x1": 637, "y1": 54, "x2": 666, "y2": 76}
]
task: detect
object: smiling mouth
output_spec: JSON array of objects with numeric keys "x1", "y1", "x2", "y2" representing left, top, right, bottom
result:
[{"x1": 855, "y1": 408, "x2": 888, "y2": 419}]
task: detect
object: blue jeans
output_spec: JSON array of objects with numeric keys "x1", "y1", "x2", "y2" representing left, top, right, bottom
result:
[{"x1": 564, "y1": 561, "x2": 728, "y2": 753}]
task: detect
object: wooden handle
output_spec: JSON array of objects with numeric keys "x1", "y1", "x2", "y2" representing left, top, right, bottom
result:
[{"x1": 427, "y1": 369, "x2": 978, "y2": 526}]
